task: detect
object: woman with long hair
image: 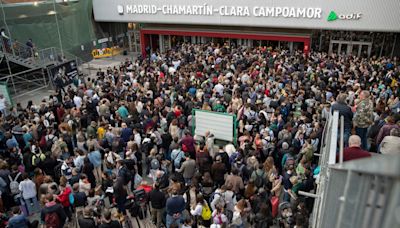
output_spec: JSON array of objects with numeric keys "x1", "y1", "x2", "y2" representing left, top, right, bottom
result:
[
  {"x1": 190, "y1": 194, "x2": 212, "y2": 227},
  {"x1": 231, "y1": 199, "x2": 251, "y2": 228},
  {"x1": 263, "y1": 156, "x2": 277, "y2": 177},
  {"x1": 212, "y1": 205, "x2": 228, "y2": 227},
  {"x1": 244, "y1": 180, "x2": 257, "y2": 199}
]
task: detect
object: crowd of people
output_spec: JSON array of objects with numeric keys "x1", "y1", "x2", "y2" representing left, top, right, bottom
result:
[{"x1": 0, "y1": 42, "x2": 399, "y2": 228}]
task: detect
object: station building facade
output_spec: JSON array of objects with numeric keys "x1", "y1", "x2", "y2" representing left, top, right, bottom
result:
[{"x1": 93, "y1": 0, "x2": 400, "y2": 58}]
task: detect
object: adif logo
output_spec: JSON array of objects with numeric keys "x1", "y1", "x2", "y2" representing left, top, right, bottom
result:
[
  {"x1": 327, "y1": 11, "x2": 362, "y2": 21},
  {"x1": 117, "y1": 5, "x2": 124, "y2": 15}
]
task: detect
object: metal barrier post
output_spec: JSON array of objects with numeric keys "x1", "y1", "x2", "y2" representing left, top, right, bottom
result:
[{"x1": 339, "y1": 116, "x2": 344, "y2": 164}]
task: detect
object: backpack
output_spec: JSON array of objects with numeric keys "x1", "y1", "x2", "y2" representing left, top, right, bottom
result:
[
  {"x1": 46, "y1": 135, "x2": 55, "y2": 151},
  {"x1": 8, "y1": 173, "x2": 21, "y2": 195},
  {"x1": 210, "y1": 192, "x2": 225, "y2": 209},
  {"x1": 158, "y1": 172, "x2": 170, "y2": 189},
  {"x1": 45, "y1": 211, "x2": 60, "y2": 228},
  {"x1": 32, "y1": 153, "x2": 45, "y2": 167},
  {"x1": 150, "y1": 158, "x2": 160, "y2": 170},
  {"x1": 69, "y1": 193, "x2": 75, "y2": 205},
  {"x1": 54, "y1": 162, "x2": 63, "y2": 183},
  {"x1": 201, "y1": 202, "x2": 212, "y2": 220},
  {"x1": 284, "y1": 154, "x2": 295, "y2": 168},
  {"x1": 172, "y1": 150, "x2": 184, "y2": 169},
  {"x1": 254, "y1": 170, "x2": 265, "y2": 188}
]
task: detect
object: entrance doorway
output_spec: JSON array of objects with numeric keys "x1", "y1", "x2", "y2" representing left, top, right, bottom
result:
[
  {"x1": 127, "y1": 31, "x2": 141, "y2": 53},
  {"x1": 140, "y1": 29, "x2": 311, "y2": 57},
  {"x1": 329, "y1": 40, "x2": 372, "y2": 58}
]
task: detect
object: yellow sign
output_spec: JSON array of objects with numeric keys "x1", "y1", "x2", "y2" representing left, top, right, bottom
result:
[{"x1": 91, "y1": 47, "x2": 122, "y2": 59}]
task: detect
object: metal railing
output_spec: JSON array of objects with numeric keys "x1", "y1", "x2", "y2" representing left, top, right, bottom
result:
[
  {"x1": 318, "y1": 154, "x2": 400, "y2": 228},
  {"x1": 0, "y1": 37, "x2": 84, "y2": 68},
  {"x1": 309, "y1": 111, "x2": 400, "y2": 228},
  {"x1": 308, "y1": 111, "x2": 339, "y2": 228},
  {"x1": 0, "y1": 37, "x2": 86, "y2": 97}
]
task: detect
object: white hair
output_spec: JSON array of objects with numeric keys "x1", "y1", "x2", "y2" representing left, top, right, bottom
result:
[{"x1": 348, "y1": 135, "x2": 361, "y2": 147}]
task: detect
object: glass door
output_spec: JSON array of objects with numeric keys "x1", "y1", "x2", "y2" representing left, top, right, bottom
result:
[
  {"x1": 351, "y1": 44, "x2": 360, "y2": 57},
  {"x1": 360, "y1": 43, "x2": 372, "y2": 58},
  {"x1": 163, "y1": 35, "x2": 170, "y2": 51},
  {"x1": 339, "y1": 43, "x2": 348, "y2": 55},
  {"x1": 331, "y1": 42, "x2": 339, "y2": 55},
  {"x1": 128, "y1": 31, "x2": 141, "y2": 53}
]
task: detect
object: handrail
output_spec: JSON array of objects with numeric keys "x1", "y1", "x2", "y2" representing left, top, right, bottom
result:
[
  {"x1": 311, "y1": 111, "x2": 340, "y2": 228},
  {"x1": 1, "y1": 37, "x2": 84, "y2": 68},
  {"x1": 339, "y1": 116, "x2": 344, "y2": 164}
]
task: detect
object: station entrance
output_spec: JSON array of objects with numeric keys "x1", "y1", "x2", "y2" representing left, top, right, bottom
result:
[
  {"x1": 329, "y1": 40, "x2": 373, "y2": 58},
  {"x1": 140, "y1": 28, "x2": 311, "y2": 57}
]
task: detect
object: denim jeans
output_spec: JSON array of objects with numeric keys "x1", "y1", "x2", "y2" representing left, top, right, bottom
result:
[
  {"x1": 232, "y1": 223, "x2": 245, "y2": 228},
  {"x1": 283, "y1": 190, "x2": 290, "y2": 202},
  {"x1": 343, "y1": 128, "x2": 351, "y2": 148},
  {"x1": 355, "y1": 127, "x2": 368, "y2": 150},
  {"x1": 184, "y1": 178, "x2": 192, "y2": 186},
  {"x1": 116, "y1": 197, "x2": 126, "y2": 215},
  {"x1": 166, "y1": 213, "x2": 183, "y2": 228},
  {"x1": 21, "y1": 197, "x2": 39, "y2": 216}
]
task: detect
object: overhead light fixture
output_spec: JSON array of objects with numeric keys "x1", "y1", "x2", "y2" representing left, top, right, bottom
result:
[
  {"x1": 48, "y1": 11, "x2": 56, "y2": 15},
  {"x1": 33, "y1": 1, "x2": 38, "y2": 6},
  {"x1": 19, "y1": 14, "x2": 28, "y2": 18}
]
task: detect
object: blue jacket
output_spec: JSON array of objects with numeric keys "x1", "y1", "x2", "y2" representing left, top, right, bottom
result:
[
  {"x1": 88, "y1": 150, "x2": 102, "y2": 168},
  {"x1": 121, "y1": 127, "x2": 132, "y2": 143}
]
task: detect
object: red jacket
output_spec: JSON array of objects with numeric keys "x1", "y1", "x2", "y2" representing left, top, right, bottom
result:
[{"x1": 57, "y1": 187, "x2": 72, "y2": 207}]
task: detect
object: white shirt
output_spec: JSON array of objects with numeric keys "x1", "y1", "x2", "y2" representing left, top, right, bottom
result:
[
  {"x1": 190, "y1": 202, "x2": 204, "y2": 216},
  {"x1": 134, "y1": 133, "x2": 141, "y2": 148},
  {"x1": 136, "y1": 101, "x2": 143, "y2": 113},
  {"x1": 214, "y1": 84, "x2": 224, "y2": 96},
  {"x1": 73, "y1": 96, "x2": 82, "y2": 108},
  {"x1": 172, "y1": 60, "x2": 181, "y2": 69},
  {"x1": 19, "y1": 179, "x2": 37, "y2": 199}
]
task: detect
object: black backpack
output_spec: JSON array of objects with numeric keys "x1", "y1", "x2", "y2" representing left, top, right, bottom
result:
[
  {"x1": 46, "y1": 135, "x2": 56, "y2": 151},
  {"x1": 157, "y1": 172, "x2": 170, "y2": 189},
  {"x1": 54, "y1": 162, "x2": 63, "y2": 183}
]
